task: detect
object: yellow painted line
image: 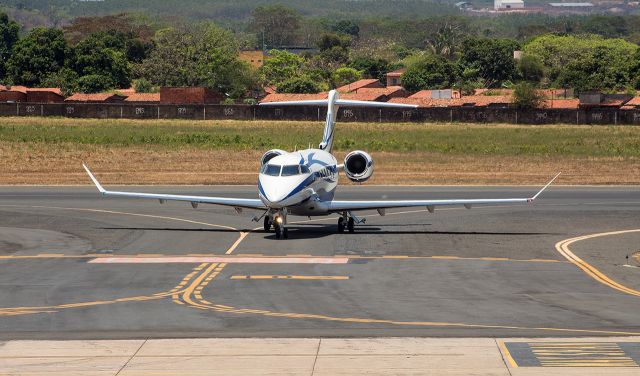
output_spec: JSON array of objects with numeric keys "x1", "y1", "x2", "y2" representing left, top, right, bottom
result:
[
  {"x1": 431, "y1": 256, "x2": 460, "y2": 259},
  {"x1": 230, "y1": 275, "x2": 349, "y2": 280},
  {"x1": 382, "y1": 255, "x2": 409, "y2": 258},
  {"x1": 36, "y1": 253, "x2": 64, "y2": 257},
  {"x1": 481, "y1": 257, "x2": 510, "y2": 261},
  {"x1": 497, "y1": 341, "x2": 518, "y2": 368},
  {"x1": 555, "y1": 229, "x2": 640, "y2": 297}
]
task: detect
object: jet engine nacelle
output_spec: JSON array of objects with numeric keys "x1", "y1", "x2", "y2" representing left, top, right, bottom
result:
[
  {"x1": 344, "y1": 150, "x2": 374, "y2": 183},
  {"x1": 261, "y1": 149, "x2": 287, "y2": 166}
]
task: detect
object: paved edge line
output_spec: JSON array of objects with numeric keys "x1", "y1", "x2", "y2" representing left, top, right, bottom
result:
[{"x1": 555, "y1": 229, "x2": 640, "y2": 297}]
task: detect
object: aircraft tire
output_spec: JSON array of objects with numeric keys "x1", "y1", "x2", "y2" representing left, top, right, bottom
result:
[
  {"x1": 264, "y1": 216, "x2": 271, "y2": 231},
  {"x1": 348, "y1": 217, "x2": 355, "y2": 233},
  {"x1": 338, "y1": 217, "x2": 345, "y2": 233}
]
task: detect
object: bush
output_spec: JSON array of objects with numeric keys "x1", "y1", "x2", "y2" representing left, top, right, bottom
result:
[
  {"x1": 243, "y1": 98, "x2": 257, "y2": 105},
  {"x1": 512, "y1": 82, "x2": 544, "y2": 109},
  {"x1": 133, "y1": 78, "x2": 154, "y2": 93},
  {"x1": 221, "y1": 98, "x2": 235, "y2": 105},
  {"x1": 277, "y1": 75, "x2": 324, "y2": 93}
]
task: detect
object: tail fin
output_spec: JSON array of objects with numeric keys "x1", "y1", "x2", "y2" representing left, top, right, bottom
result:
[{"x1": 260, "y1": 89, "x2": 417, "y2": 152}]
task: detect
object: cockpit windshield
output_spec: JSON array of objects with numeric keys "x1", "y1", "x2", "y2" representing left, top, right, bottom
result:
[
  {"x1": 281, "y1": 165, "x2": 300, "y2": 176},
  {"x1": 261, "y1": 163, "x2": 311, "y2": 176},
  {"x1": 262, "y1": 164, "x2": 281, "y2": 176}
]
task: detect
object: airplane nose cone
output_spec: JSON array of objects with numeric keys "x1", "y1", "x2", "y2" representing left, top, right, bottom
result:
[{"x1": 259, "y1": 177, "x2": 288, "y2": 204}]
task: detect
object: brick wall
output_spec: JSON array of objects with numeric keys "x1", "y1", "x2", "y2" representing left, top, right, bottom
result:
[{"x1": 0, "y1": 102, "x2": 639, "y2": 125}]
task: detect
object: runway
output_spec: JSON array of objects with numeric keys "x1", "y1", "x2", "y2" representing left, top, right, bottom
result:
[{"x1": 1, "y1": 185, "x2": 639, "y2": 340}]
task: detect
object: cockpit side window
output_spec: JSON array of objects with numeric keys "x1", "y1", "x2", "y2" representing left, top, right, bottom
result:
[
  {"x1": 300, "y1": 165, "x2": 310, "y2": 174},
  {"x1": 264, "y1": 164, "x2": 281, "y2": 176},
  {"x1": 281, "y1": 165, "x2": 300, "y2": 176}
]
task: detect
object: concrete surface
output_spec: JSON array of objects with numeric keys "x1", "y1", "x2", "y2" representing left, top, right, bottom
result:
[{"x1": 2, "y1": 337, "x2": 640, "y2": 375}]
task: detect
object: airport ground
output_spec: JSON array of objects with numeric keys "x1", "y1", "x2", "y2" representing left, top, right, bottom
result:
[
  {"x1": 1, "y1": 117, "x2": 640, "y2": 185},
  {"x1": 1, "y1": 185, "x2": 640, "y2": 374}
]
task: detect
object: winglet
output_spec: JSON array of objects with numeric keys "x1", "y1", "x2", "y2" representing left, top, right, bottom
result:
[
  {"x1": 82, "y1": 163, "x2": 106, "y2": 194},
  {"x1": 529, "y1": 172, "x2": 561, "y2": 202}
]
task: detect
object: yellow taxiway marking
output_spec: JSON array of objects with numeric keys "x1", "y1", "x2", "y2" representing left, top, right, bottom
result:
[
  {"x1": 230, "y1": 275, "x2": 349, "y2": 280},
  {"x1": 555, "y1": 229, "x2": 640, "y2": 297},
  {"x1": 497, "y1": 340, "x2": 518, "y2": 368}
]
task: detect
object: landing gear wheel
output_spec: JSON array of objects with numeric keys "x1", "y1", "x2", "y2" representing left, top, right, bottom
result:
[
  {"x1": 347, "y1": 217, "x2": 355, "y2": 233},
  {"x1": 283, "y1": 228, "x2": 289, "y2": 239},
  {"x1": 337, "y1": 217, "x2": 345, "y2": 233},
  {"x1": 263, "y1": 216, "x2": 272, "y2": 231}
]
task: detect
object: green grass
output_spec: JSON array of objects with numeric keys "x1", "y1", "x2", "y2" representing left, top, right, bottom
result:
[{"x1": 1, "y1": 117, "x2": 640, "y2": 157}]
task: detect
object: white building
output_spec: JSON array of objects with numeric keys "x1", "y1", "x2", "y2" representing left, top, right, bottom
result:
[{"x1": 495, "y1": 0, "x2": 525, "y2": 9}]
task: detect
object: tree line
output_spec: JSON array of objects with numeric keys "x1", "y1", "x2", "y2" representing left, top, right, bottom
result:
[{"x1": 1, "y1": 9, "x2": 640, "y2": 100}]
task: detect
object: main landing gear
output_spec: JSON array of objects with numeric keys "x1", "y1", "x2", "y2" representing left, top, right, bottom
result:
[{"x1": 337, "y1": 213, "x2": 357, "y2": 233}]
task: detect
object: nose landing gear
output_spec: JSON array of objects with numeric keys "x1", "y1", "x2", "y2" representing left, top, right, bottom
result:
[{"x1": 272, "y1": 212, "x2": 288, "y2": 239}]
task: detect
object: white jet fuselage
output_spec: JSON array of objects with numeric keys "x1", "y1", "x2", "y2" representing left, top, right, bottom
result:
[{"x1": 258, "y1": 148, "x2": 338, "y2": 216}]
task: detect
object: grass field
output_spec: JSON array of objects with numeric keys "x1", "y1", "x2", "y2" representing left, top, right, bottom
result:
[{"x1": 1, "y1": 117, "x2": 639, "y2": 185}]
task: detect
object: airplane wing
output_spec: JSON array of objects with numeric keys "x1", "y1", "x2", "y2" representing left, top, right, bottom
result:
[
  {"x1": 83, "y1": 164, "x2": 266, "y2": 210},
  {"x1": 328, "y1": 173, "x2": 561, "y2": 213}
]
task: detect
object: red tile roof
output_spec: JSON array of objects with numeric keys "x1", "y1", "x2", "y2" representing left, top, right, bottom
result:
[
  {"x1": 543, "y1": 99, "x2": 579, "y2": 109},
  {"x1": 621, "y1": 96, "x2": 640, "y2": 109},
  {"x1": 116, "y1": 88, "x2": 136, "y2": 96},
  {"x1": 336, "y1": 79, "x2": 382, "y2": 93},
  {"x1": 390, "y1": 95, "x2": 512, "y2": 108},
  {"x1": 385, "y1": 69, "x2": 405, "y2": 77},
  {"x1": 7, "y1": 85, "x2": 28, "y2": 94},
  {"x1": 124, "y1": 93, "x2": 160, "y2": 102},
  {"x1": 260, "y1": 93, "x2": 326, "y2": 103},
  {"x1": 27, "y1": 88, "x2": 64, "y2": 96},
  {"x1": 0, "y1": 85, "x2": 6, "y2": 92},
  {"x1": 356, "y1": 86, "x2": 407, "y2": 96},
  {"x1": 65, "y1": 93, "x2": 125, "y2": 102},
  {"x1": 409, "y1": 90, "x2": 432, "y2": 99}
]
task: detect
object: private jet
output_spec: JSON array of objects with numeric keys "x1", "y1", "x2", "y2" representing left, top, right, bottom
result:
[{"x1": 83, "y1": 89, "x2": 560, "y2": 239}]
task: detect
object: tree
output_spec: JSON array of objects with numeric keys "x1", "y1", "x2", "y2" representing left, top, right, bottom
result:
[
  {"x1": 137, "y1": 24, "x2": 256, "y2": 98},
  {"x1": 63, "y1": 14, "x2": 154, "y2": 45},
  {"x1": 331, "y1": 20, "x2": 359, "y2": 37},
  {"x1": 349, "y1": 57, "x2": 389, "y2": 82},
  {"x1": 41, "y1": 68, "x2": 78, "y2": 96},
  {"x1": 0, "y1": 12, "x2": 20, "y2": 81},
  {"x1": 518, "y1": 55, "x2": 544, "y2": 83},
  {"x1": 332, "y1": 67, "x2": 362, "y2": 87},
  {"x1": 249, "y1": 5, "x2": 301, "y2": 48},
  {"x1": 524, "y1": 34, "x2": 638, "y2": 91},
  {"x1": 277, "y1": 75, "x2": 324, "y2": 93},
  {"x1": 512, "y1": 82, "x2": 544, "y2": 109},
  {"x1": 459, "y1": 37, "x2": 520, "y2": 88},
  {"x1": 68, "y1": 32, "x2": 132, "y2": 91},
  {"x1": 260, "y1": 49, "x2": 306, "y2": 87},
  {"x1": 6, "y1": 27, "x2": 67, "y2": 86},
  {"x1": 400, "y1": 54, "x2": 457, "y2": 91}
]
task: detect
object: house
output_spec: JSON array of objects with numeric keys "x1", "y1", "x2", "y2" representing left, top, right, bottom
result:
[
  {"x1": 410, "y1": 89, "x2": 461, "y2": 99},
  {"x1": 579, "y1": 93, "x2": 632, "y2": 108},
  {"x1": 65, "y1": 93, "x2": 126, "y2": 103},
  {"x1": 124, "y1": 93, "x2": 161, "y2": 103},
  {"x1": 26, "y1": 88, "x2": 65, "y2": 103},
  {"x1": 239, "y1": 50, "x2": 267, "y2": 69},
  {"x1": 542, "y1": 99, "x2": 580, "y2": 109},
  {"x1": 160, "y1": 87, "x2": 224, "y2": 104},
  {"x1": 495, "y1": 0, "x2": 525, "y2": 9},
  {"x1": 0, "y1": 86, "x2": 27, "y2": 102},
  {"x1": 621, "y1": 97, "x2": 640, "y2": 110},
  {"x1": 355, "y1": 86, "x2": 409, "y2": 99},
  {"x1": 336, "y1": 79, "x2": 384, "y2": 93},
  {"x1": 385, "y1": 69, "x2": 405, "y2": 87},
  {"x1": 390, "y1": 94, "x2": 513, "y2": 108}
]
